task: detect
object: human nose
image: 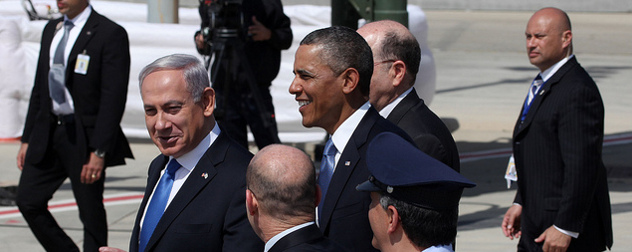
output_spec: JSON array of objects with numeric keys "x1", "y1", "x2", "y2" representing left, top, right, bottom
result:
[
  {"x1": 154, "y1": 112, "x2": 171, "y2": 130},
  {"x1": 289, "y1": 78, "x2": 301, "y2": 95},
  {"x1": 526, "y1": 37, "x2": 536, "y2": 48}
]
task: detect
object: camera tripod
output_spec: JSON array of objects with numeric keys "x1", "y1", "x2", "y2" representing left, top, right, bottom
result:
[{"x1": 206, "y1": 27, "x2": 281, "y2": 147}]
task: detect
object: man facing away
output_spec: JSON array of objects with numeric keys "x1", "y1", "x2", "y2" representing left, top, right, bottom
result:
[
  {"x1": 16, "y1": 0, "x2": 133, "y2": 250},
  {"x1": 357, "y1": 132, "x2": 475, "y2": 252},
  {"x1": 289, "y1": 26, "x2": 413, "y2": 251},
  {"x1": 501, "y1": 7, "x2": 613, "y2": 252},
  {"x1": 100, "y1": 54, "x2": 262, "y2": 252},
  {"x1": 246, "y1": 144, "x2": 348, "y2": 252},
  {"x1": 357, "y1": 20, "x2": 460, "y2": 172}
]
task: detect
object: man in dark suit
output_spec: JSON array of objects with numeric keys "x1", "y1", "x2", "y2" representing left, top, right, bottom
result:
[
  {"x1": 100, "y1": 54, "x2": 262, "y2": 252},
  {"x1": 245, "y1": 144, "x2": 347, "y2": 252},
  {"x1": 15, "y1": 0, "x2": 133, "y2": 250},
  {"x1": 501, "y1": 8, "x2": 613, "y2": 252},
  {"x1": 289, "y1": 26, "x2": 412, "y2": 252},
  {"x1": 357, "y1": 20, "x2": 459, "y2": 172}
]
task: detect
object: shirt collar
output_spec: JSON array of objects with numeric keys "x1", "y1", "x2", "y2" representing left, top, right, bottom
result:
[
  {"x1": 264, "y1": 222, "x2": 314, "y2": 252},
  {"x1": 330, "y1": 102, "x2": 371, "y2": 155},
  {"x1": 378, "y1": 87, "x2": 413, "y2": 118},
  {"x1": 171, "y1": 124, "x2": 220, "y2": 172},
  {"x1": 65, "y1": 5, "x2": 91, "y2": 27},
  {"x1": 540, "y1": 55, "x2": 574, "y2": 82}
]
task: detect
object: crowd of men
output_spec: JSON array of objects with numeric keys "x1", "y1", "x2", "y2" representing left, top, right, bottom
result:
[{"x1": 14, "y1": 0, "x2": 612, "y2": 251}]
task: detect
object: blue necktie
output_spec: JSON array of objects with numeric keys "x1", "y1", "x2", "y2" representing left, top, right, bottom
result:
[
  {"x1": 48, "y1": 20, "x2": 74, "y2": 104},
  {"x1": 139, "y1": 159, "x2": 181, "y2": 252},
  {"x1": 527, "y1": 74, "x2": 543, "y2": 105},
  {"x1": 317, "y1": 138, "x2": 337, "y2": 223}
]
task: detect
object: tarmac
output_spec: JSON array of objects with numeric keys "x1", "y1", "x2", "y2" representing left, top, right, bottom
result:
[{"x1": 1, "y1": 8, "x2": 631, "y2": 252}]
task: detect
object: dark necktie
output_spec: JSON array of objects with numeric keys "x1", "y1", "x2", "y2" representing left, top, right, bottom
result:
[
  {"x1": 48, "y1": 20, "x2": 74, "y2": 104},
  {"x1": 317, "y1": 138, "x2": 337, "y2": 224},
  {"x1": 139, "y1": 159, "x2": 181, "y2": 252}
]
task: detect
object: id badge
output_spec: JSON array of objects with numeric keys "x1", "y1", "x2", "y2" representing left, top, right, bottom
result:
[
  {"x1": 75, "y1": 52, "x2": 90, "y2": 75},
  {"x1": 505, "y1": 154, "x2": 517, "y2": 189}
]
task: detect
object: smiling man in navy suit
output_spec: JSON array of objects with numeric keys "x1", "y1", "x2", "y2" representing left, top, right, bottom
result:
[
  {"x1": 501, "y1": 8, "x2": 613, "y2": 252},
  {"x1": 289, "y1": 26, "x2": 412, "y2": 252}
]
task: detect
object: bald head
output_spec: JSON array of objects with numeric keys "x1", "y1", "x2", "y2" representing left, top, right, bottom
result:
[
  {"x1": 525, "y1": 7, "x2": 573, "y2": 71},
  {"x1": 358, "y1": 20, "x2": 421, "y2": 111},
  {"x1": 358, "y1": 20, "x2": 417, "y2": 65},
  {"x1": 530, "y1": 7, "x2": 572, "y2": 33},
  {"x1": 246, "y1": 144, "x2": 317, "y2": 219}
]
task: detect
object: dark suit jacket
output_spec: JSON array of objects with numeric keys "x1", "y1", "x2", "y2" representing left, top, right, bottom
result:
[
  {"x1": 512, "y1": 57, "x2": 613, "y2": 251},
  {"x1": 387, "y1": 89, "x2": 460, "y2": 172},
  {"x1": 319, "y1": 107, "x2": 413, "y2": 252},
  {"x1": 22, "y1": 9, "x2": 133, "y2": 166},
  {"x1": 129, "y1": 131, "x2": 263, "y2": 252},
  {"x1": 269, "y1": 224, "x2": 348, "y2": 252}
]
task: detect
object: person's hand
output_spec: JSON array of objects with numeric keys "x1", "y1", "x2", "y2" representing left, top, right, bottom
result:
[
  {"x1": 502, "y1": 204, "x2": 522, "y2": 240},
  {"x1": 248, "y1": 16, "x2": 271, "y2": 41},
  {"x1": 81, "y1": 152, "x2": 104, "y2": 184},
  {"x1": 535, "y1": 226, "x2": 572, "y2": 252},
  {"x1": 99, "y1": 246, "x2": 126, "y2": 252},
  {"x1": 17, "y1": 143, "x2": 28, "y2": 171},
  {"x1": 195, "y1": 33, "x2": 205, "y2": 50}
]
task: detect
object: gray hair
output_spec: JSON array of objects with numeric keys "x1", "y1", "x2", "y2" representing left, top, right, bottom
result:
[{"x1": 138, "y1": 54, "x2": 209, "y2": 102}]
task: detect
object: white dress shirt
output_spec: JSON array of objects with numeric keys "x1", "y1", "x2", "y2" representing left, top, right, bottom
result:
[
  {"x1": 329, "y1": 101, "x2": 371, "y2": 168},
  {"x1": 378, "y1": 87, "x2": 414, "y2": 118},
  {"x1": 49, "y1": 5, "x2": 92, "y2": 115},
  {"x1": 140, "y1": 124, "x2": 221, "y2": 227}
]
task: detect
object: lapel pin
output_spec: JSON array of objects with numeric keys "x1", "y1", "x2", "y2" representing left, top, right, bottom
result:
[
  {"x1": 539, "y1": 90, "x2": 545, "y2": 95},
  {"x1": 201, "y1": 173, "x2": 208, "y2": 179},
  {"x1": 344, "y1": 161, "x2": 351, "y2": 166},
  {"x1": 87, "y1": 31, "x2": 92, "y2": 36}
]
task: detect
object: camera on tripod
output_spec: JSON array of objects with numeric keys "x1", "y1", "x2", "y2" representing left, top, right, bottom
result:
[{"x1": 202, "y1": 0, "x2": 246, "y2": 45}]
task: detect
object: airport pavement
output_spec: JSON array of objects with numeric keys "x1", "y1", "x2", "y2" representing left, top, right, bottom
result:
[{"x1": 1, "y1": 9, "x2": 631, "y2": 252}]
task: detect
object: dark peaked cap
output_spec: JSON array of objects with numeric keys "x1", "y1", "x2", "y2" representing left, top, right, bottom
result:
[{"x1": 356, "y1": 132, "x2": 475, "y2": 210}]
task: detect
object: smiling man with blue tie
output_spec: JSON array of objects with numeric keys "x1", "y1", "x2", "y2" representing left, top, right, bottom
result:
[
  {"x1": 100, "y1": 54, "x2": 262, "y2": 252},
  {"x1": 289, "y1": 26, "x2": 412, "y2": 252}
]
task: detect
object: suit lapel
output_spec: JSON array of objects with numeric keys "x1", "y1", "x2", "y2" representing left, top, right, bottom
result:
[
  {"x1": 386, "y1": 88, "x2": 419, "y2": 124},
  {"x1": 319, "y1": 108, "x2": 378, "y2": 231},
  {"x1": 65, "y1": 10, "x2": 99, "y2": 91},
  {"x1": 145, "y1": 133, "x2": 230, "y2": 250},
  {"x1": 130, "y1": 155, "x2": 168, "y2": 251},
  {"x1": 514, "y1": 58, "x2": 577, "y2": 138}
]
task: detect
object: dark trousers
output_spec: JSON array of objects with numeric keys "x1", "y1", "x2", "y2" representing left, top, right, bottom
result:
[
  {"x1": 215, "y1": 82, "x2": 280, "y2": 149},
  {"x1": 16, "y1": 121, "x2": 106, "y2": 252},
  {"x1": 517, "y1": 206, "x2": 607, "y2": 252}
]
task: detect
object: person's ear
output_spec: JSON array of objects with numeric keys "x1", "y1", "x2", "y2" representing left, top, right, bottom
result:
[
  {"x1": 390, "y1": 60, "x2": 407, "y2": 87},
  {"x1": 387, "y1": 205, "x2": 400, "y2": 234},
  {"x1": 246, "y1": 189, "x2": 258, "y2": 216},
  {"x1": 562, "y1": 30, "x2": 572, "y2": 47},
  {"x1": 315, "y1": 185, "x2": 322, "y2": 208},
  {"x1": 340, "y1": 68, "x2": 360, "y2": 95},
  {"x1": 202, "y1": 87, "x2": 215, "y2": 117}
]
